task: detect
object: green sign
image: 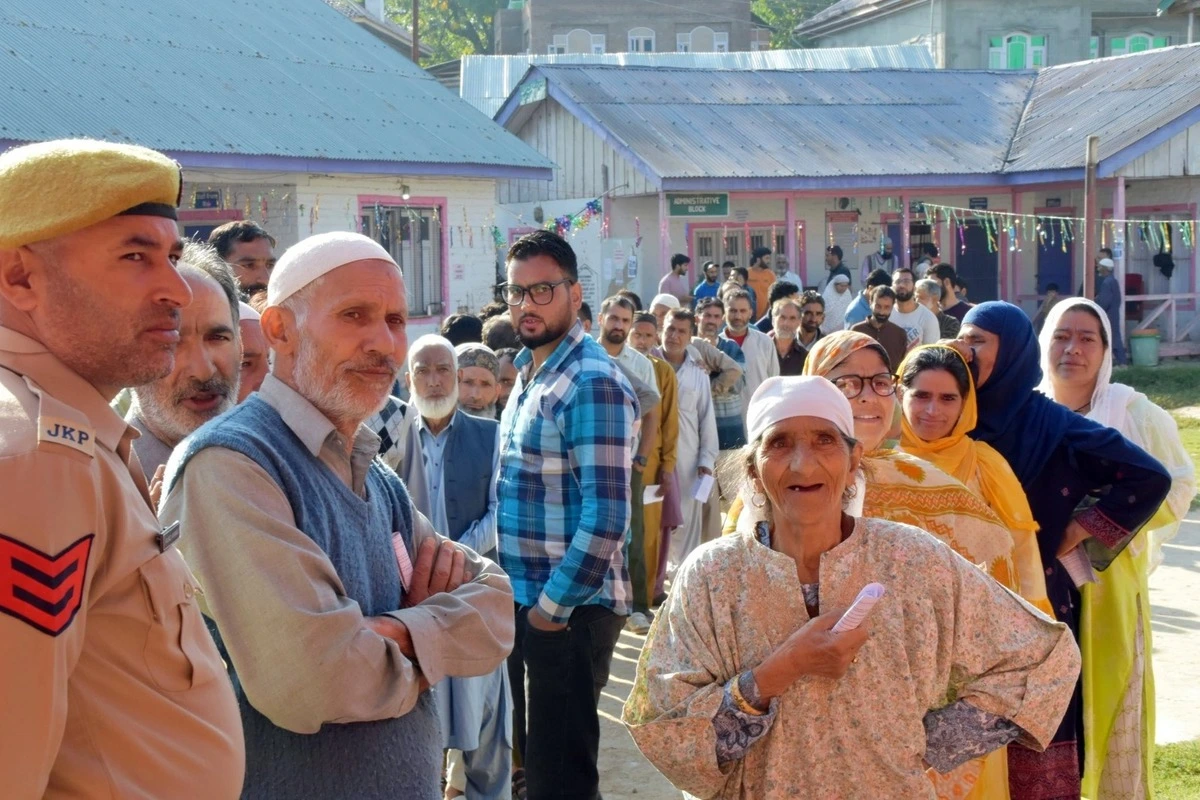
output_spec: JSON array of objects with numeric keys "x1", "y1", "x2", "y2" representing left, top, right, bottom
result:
[
  {"x1": 519, "y1": 77, "x2": 547, "y2": 106},
  {"x1": 667, "y1": 193, "x2": 729, "y2": 217}
]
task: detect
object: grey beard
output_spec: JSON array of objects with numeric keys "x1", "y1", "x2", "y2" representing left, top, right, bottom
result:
[{"x1": 461, "y1": 403, "x2": 498, "y2": 420}]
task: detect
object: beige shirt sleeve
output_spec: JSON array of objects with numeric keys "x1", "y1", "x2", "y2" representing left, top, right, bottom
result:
[
  {"x1": 689, "y1": 338, "x2": 743, "y2": 395},
  {"x1": 384, "y1": 510, "x2": 514, "y2": 685},
  {"x1": 163, "y1": 447, "x2": 510, "y2": 735},
  {"x1": 0, "y1": 449, "x2": 91, "y2": 798}
]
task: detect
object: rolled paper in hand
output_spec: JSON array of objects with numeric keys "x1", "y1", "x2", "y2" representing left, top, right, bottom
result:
[{"x1": 831, "y1": 582, "x2": 886, "y2": 633}]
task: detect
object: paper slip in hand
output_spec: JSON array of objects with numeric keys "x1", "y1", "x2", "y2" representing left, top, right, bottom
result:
[
  {"x1": 643, "y1": 484, "x2": 664, "y2": 504},
  {"x1": 392, "y1": 532, "x2": 414, "y2": 592},
  {"x1": 1058, "y1": 547, "x2": 1098, "y2": 588},
  {"x1": 691, "y1": 473, "x2": 715, "y2": 503},
  {"x1": 831, "y1": 583, "x2": 885, "y2": 633}
]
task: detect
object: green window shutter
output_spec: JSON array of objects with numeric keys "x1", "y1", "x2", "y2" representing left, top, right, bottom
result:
[
  {"x1": 1090, "y1": 36, "x2": 1099, "y2": 59},
  {"x1": 1008, "y1": 39, "x2": 1027, "y2": 69},
  {"x1": 1131, "y1": 36, "x2": 1149, "y2": 52},
  {"x1": 1112, "y1": 37, "x2": 1126, "y2": 50},
  {"x1": 1031, "y1": 35, "x2": 1046, "y2": 46},
  {"x1": 990, "y1": 36, "x2": 1003, "y2": 47},
  {"x1": 989, "y1": 50, "x2": 1003, "y2": 68},
  {"x1": 1032, "y1": 50, "x2": 1044, "y2": 67},
  {"x1": 1153, "y1": 36, "x2": 1169, "y2": 47}
]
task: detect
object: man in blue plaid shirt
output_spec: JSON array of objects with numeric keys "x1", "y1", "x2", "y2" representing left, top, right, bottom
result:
[{"x1": 497, "y1": 230, "x2": 638, "y2": 800}]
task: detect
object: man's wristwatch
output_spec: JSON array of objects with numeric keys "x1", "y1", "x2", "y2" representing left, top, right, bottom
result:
[{"x1": 632, "y1": 455, "x2": 648, "y2": 467}]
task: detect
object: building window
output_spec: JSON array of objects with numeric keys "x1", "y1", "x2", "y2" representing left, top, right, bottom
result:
[
  {"x1": 1089, "y1": 36, "x2": 1099, "y2": 60},
  {"x1": 677, "y1": 26, "x2": 728, "y2": 53},
  {"x1": 1110, "y1": 33, "x2": 1170, "y2": 56},
  {"x1": 361, "y1": 204, "x2": 444, "y2": 317},
  {"x1": 551, "y1": 29, "x2": 605, "y2": 54},
  {"x1": 988, "y1": 33, "x2": 1047, "y2": 69},
  {"x1": 628, "y1": 27, "x2": 655, "y2": 52}
]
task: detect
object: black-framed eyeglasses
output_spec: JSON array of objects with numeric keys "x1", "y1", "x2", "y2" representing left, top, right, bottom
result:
[
  {"x1": 832, "y1": 373, "x2": 896, "y2": 399},
  {"x1": 498, "y1": 279, "x2": 575, "y2": 306}
]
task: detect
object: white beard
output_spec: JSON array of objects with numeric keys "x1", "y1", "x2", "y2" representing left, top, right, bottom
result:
[{"x1": 413, "y1": 387, "x2": 460, "y2": 421}]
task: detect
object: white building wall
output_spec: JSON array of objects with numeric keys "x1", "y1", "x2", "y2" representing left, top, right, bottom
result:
[
  {"x1": 498, "y1": 99, "x2": 657, "y2": 204},
  {"x1": 182, "y1": 170, "x2": 503, "y2": 338}
]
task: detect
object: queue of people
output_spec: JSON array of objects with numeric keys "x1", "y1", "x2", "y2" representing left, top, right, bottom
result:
[{"x1": 1, "y1": 136, "x2": 1193, "y2": 800}]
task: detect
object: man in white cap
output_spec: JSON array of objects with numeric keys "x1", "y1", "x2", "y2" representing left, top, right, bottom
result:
[
  {"x1": 1095, "y1": 256, "x2": 1126, "y2": 365},
  {"x1": 237, "y1": 300, "x2": 268, "y2": 402},
  {"x1": 650, "y1": 292, "x2": 680, "y2": 331},
  {"x1": 160, "y1": 231, "x2": 514, "y2": 799}
]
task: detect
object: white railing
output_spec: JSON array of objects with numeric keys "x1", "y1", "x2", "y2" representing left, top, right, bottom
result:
[{"x1": 1014, "y1": 292, "x2": 1200, "y2": 356}]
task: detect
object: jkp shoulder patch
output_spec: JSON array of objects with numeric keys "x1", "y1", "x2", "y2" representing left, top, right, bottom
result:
[
  {"x1": 0, "y1": 532, "x2": 94, "y2": 636},
  {"x1": 39, "y1": 416, "x2": 96, "y2": 456}
]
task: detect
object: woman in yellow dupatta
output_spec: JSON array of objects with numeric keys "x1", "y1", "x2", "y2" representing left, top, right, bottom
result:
[{"x1": 897, "y1": 344, "x2": 1051, "y2": 615}]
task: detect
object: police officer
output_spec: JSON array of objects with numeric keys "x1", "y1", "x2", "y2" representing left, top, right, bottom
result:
[{"x1": 0, "y1": 139, "x2": 244, "y2": 798}]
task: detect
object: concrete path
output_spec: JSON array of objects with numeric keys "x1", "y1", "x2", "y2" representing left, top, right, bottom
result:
[
  {"x1": 1150, "y1": 512, "x2": 1200, "y2": 744},
  {"x1": 594, "y1": 512, "x2": 1200, "y2": 798}
]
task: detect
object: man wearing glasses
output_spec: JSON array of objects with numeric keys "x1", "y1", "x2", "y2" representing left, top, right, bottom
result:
[{"x1": 496, "y1": 230, "x2": 639, "y2": 800}]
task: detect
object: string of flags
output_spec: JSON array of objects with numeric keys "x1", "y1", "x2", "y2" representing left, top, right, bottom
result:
[
  {"x1": 544, "y1": 198, "x2": 603, "y2": 237},
  {"x1": 917, "y1": 203, "x2": 1196, "y2": 255}
]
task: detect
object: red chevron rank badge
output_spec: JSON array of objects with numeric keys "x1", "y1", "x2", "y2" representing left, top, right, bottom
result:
[{"x1": 0, "y1": 533, "x2": 94, "y2": 636}]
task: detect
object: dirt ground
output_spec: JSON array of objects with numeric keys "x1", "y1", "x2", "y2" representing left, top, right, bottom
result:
[{"x1": 597, "y1": 627, "x2": 681, "y2": 800}]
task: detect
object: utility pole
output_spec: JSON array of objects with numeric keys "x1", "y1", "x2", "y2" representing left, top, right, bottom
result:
[
  {"x1": 1083, "y1": 135, "x2": 1100, "y2": 299},
  {"x1": 412, "y1": 0, "x2": 420, "y2": 64}
]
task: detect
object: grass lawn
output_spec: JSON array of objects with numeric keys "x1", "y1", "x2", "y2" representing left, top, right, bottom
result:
[{"x1": 1156, "y1": 740, "x2": 1200, "y2": 799}]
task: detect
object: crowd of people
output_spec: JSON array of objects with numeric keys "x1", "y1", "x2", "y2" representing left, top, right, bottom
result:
[{"x1": 0, "y1": 137, "x2": 1194, "y2": 800}]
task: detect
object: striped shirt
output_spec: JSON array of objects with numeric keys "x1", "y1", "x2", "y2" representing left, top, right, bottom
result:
[{"x1": 497, "y1": 321, "x2": 639, "y2": 624}]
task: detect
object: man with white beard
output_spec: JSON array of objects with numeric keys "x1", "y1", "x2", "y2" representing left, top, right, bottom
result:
[
  {"x1": 159, "y1": 231, "x2": 514, "y2": 799},
  {"x1": 127, "y1": 240, "x2": 241, "y2": 478},
  {"x1": 455, "y1": 343, "x2": 501, "y2": 420},
  {"x1": 406, "y1": 334, "x2": 509, "y2": 800}
]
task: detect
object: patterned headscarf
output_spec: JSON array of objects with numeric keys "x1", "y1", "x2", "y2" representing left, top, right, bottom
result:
[
  {"x1": 454, "y1": 343, "x2": 500, "y2": 378},
  {"x1": 801, "y1": 330, "x2": 892, "y2": 378}
]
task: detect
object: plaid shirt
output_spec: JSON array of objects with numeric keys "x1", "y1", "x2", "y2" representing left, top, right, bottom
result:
[{"x1": 497, "y1": 321, "x2": 639, "y2": 623}]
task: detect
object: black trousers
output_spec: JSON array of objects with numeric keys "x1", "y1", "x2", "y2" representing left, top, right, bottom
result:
[{"x1": 507, "y1": 603, "x2": 626, "y2": 800}]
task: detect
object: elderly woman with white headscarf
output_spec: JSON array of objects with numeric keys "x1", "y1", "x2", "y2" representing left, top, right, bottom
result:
[
  {"x1": 820, "y1": 272, "x2": 854, "y2": 334},
  {"x1": 622, "y1": 376, "x2": 1080, "y2": 799},
  {"x1": 1037, "y1": 297, "x2": 1196, "y2": 799}
]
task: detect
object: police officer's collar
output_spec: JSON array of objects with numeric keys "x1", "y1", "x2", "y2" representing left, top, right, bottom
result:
[{"x1": 0, "y1": 325, "x2": 130, "y2": 452}]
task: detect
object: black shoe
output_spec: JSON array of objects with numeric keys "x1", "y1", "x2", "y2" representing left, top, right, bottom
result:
[{"x1": 653, "y1": 592, "x2": 668, "y2": 607}]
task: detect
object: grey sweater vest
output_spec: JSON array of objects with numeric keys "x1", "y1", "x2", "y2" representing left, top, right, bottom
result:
[
  {"x1": 170, "y1": 396, "x2": 441, "y2": 800},
  {"x1": 442, "y1": 411, "x2": 498, "y2": 556}
]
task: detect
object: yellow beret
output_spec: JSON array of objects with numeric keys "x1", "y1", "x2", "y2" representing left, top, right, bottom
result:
[{"x1": 0, "y1": 139, "x2": 182, "y2": 248}]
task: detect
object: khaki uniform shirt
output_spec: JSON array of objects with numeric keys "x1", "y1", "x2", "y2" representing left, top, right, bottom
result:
[
  {"x1": 160, "y1": 375, "x2": 514, "y2": 734},
  {"x1": 0, "y1": 326, "x2": 244, "y2": 799}
]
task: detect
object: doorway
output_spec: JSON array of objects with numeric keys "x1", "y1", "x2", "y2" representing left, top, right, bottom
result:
[
  {"x1": 954, "y1": 221, "x2": 1000, "y2": 303},
  {"x1": 1036, "y1": 219, "x2": 1073, "y2": 295}
]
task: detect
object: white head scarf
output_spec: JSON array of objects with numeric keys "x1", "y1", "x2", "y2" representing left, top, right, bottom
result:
[
  {"x1": 746, "y1": 375, "x2": 855, "y2": 443},
  {"x1": 650, "y1": 293, "x2": 681, "y2": 311},
  {"x1": 1036, "y1": 296, "x2": 1134, "y2": 429},
  {"x1": 821, "y1": 274, "x2": 855, "y2": 333}
]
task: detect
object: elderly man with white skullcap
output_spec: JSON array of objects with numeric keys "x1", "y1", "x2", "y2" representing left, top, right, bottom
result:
[{"x1": 160, "y1": 231, "x2": 514, "y2": 799}]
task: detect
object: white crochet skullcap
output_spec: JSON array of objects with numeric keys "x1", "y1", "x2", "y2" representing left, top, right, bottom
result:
[{"x1": 267, "y1": 231, "x2": 400, "y2": 306}]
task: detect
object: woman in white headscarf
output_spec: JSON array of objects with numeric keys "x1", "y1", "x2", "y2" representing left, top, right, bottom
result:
[
  {"x1": 821, "y1": 273, "x2": 854, "y2": 334},
  {"x1": 1037, "y1": 297, "x2": 1196, "y2": 800},
  {"x1": 623, "y1": 376, "x2": 1079, "y2": 799}
]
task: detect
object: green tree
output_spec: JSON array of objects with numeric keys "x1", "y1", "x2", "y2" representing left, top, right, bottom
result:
[
  {"x1": 752, "y1": 0, "x2": 839, "y2": 48},
  {"x1": 382, "y1": 0, "x2": 507, "y2": 64}
]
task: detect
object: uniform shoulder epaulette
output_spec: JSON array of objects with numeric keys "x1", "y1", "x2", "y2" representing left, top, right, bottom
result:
[{"x1": 20, "y1": 375, "x2": 95, "y2": 458}]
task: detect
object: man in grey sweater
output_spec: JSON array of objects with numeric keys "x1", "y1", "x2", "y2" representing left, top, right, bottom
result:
[{"x1": 161, "y1": 232, "x2": 514, "y2": 799}]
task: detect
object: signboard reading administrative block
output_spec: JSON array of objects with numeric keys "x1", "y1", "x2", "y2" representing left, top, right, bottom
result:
[{"x1": 668, "y1": 193, "x2": 729, "y2": 217}]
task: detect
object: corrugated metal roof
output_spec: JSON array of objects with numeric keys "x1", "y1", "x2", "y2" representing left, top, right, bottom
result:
[
  {"x1": 1006, "y1": 44, "x2": 1200, "y2": 173},
  {"x1": 516, "y1": 64, "x2": 1031, "y2": 179},
  {"x1": 0, "y1": 0, "x2": 551, "y2": 172},
  {"x1": 463, "y1": 46, "x2": 935, "y2": 118}
]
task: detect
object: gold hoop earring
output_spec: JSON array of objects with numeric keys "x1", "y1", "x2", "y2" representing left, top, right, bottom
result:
[{"x1": 751, "y1": 492, "x2": 767, "y2": 509}]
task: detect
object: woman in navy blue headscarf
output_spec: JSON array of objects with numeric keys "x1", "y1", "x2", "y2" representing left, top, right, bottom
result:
[{"x1": 955, "y1": 301, "x2": 1170, "y2": 800}]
